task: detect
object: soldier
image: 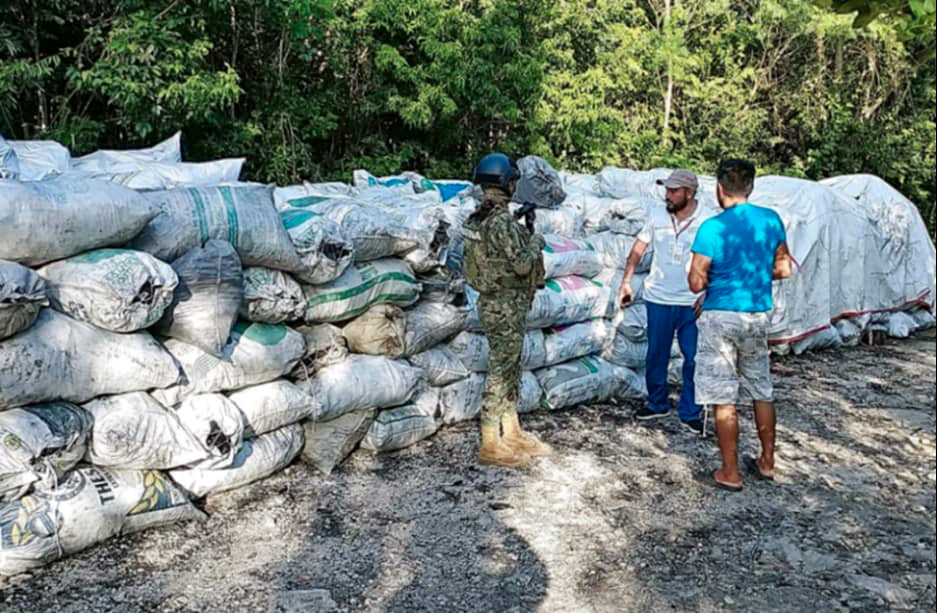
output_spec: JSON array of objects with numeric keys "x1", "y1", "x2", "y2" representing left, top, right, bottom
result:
[{"x1": 462, "y1": 153, "x2": 552, "y2": 468}]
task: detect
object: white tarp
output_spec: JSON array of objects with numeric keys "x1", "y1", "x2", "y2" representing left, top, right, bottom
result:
[
  {"x1": 7, "y1": 140, "x2": 71, "y2": 180},
  {"x1": 76, "y1": 159, "x2": 244, "y2": 190},
  {"x1": 71, "y1": 132, "x2": 182, "y2": 172}
]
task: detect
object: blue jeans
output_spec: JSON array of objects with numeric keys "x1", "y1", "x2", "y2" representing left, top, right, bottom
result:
[{"x1": 645, "y1": 301, "x2": 702, "y2": 421}]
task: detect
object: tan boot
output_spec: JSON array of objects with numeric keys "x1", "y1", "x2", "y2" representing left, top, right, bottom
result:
[
  {"x1": 501, "y1": 412, "x2": 553, "y2": 457},
  {"x1": 479, "y1": 424, "x2": 531, "y2": 468}
]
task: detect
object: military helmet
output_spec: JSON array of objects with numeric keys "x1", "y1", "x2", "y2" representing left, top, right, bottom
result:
[{"x1": 472, "y1": 152, "x2": 519, "y2": 189}]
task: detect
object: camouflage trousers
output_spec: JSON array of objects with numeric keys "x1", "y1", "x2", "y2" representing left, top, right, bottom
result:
[{"x1": 477, "y1": 289, "x2": 532, "y2": 428}]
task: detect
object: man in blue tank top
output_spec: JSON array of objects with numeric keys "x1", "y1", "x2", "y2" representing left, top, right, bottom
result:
[{"x1": 688, "y1": 159, "x2": 792, "y2": 491}]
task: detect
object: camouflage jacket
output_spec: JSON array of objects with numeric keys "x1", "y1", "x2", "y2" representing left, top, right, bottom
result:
[{"x1": 462, "y1": 188, "x2": 545, "y2": 295}]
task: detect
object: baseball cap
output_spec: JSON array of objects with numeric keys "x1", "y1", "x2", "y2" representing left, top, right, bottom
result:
[{"x1": 656, "y1": 169, "x2": 699, "y2": 191}]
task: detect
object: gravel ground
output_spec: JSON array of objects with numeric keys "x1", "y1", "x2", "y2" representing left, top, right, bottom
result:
[{"x1": 2, "y1": 329, "x2": 934, "y2": 613}]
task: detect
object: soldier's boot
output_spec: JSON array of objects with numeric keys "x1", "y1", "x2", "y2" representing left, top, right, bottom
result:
[
  {"x1": 501, "y1": 412, "x2": 553, "y2": 457},
  {"x1": 479, "y1": 424, "x2": 531, "y2": 468}
]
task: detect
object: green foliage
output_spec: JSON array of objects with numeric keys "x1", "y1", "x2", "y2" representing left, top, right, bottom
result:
[{"x1": 0, "y1": 0, "x2": 933, "y2": 234}]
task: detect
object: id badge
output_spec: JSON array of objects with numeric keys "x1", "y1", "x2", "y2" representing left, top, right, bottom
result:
[{"x1": 670, "y1": 242, "x2": 685, "y2": 265}]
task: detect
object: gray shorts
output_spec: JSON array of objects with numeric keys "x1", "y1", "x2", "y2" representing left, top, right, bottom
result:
[{"x1": 695, "y1": 310, "x2": 773, "y2": 406}]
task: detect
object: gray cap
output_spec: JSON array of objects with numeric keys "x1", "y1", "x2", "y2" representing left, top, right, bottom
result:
[{"x1": 656, "y1": 169, "x2": 699, "y2": 191}]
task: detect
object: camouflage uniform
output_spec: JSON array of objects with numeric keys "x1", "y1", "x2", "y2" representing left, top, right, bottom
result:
[{"x1": 462, "y1": 187, "x2": 545, "y2": 428}]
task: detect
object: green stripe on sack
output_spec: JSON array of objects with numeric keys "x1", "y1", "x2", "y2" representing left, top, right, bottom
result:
[
  {"x1": 287, "y1": 195, "x2": 330, "y2": 208},
  {"x1": 188, "y1": 188, "x2": 210, "y2": 244},
  {"x1": 579, "y1": 357, "x2": 599, "y2": 373},
  {"x1": 280, "y1": 208, "x2": 319, "y2": 230},
  {"x1": 219, "y1": 186, "x2": 240, "y2": 245},
  {"x1": 303, "y1": 272, "x2": 417, "y2": 308},
  {"x1": 311, "y1": 292, "x2": 421, "y2": 321}
]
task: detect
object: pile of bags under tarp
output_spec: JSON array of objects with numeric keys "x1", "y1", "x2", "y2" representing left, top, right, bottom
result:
[{"x1": 2, "y1": 132, "x2": 935, "y2": 577}]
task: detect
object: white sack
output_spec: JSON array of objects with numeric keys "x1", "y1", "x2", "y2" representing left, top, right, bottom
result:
[
  {"x1": 131, "y1": 185, "x2": 303, "y2": 271},
  {"x1": 301, "y1": 409, "x2": 376, "y2": 475},
  {"x1": 0, "y1": 310, "x2": 180, "y2": 409},
  {"x1": 360, "y1": 390, "x2": 440, "y2": 452},
  {"x1": 0, "y1": 466, "x2": 203, "y2": 576},
  {"x1": 77, "y1": 159, "x2": 244, "y2": 190},
  {"x1": 153, "y1": 322, "x2": 305, "y2": 406},
  {"x1": 535, "y1": 356, "x2": 622, "y2": 410},
  {"x1": 156, "y1": 240, "x2": 243, "y2": 357},
  {"x1": 301, "y1": 355, "x2": 424, "y2": 422},
  {"x1": 228, "y1": 379, "x2": 321, "y2": 437},
  {"x1": 277, "y1": 205, "x2": 354, "y2": 284},
  {"x1": 447, "y1": 330, "x2": 547, "y2": 372},
  {"x1": 0, "y1": 260, "x2": 47, "y2": 340},
  {"x1": 541, "y1": 319, "x2": 613, "y2": 367},
  {"x1": 603, "y1": 333, "x2": 648, "y2": 369},
  {"x1": 407, "y1": 346, "x2": 470, "y2": 386},
  {"x1": 0, "y1": 176, "x2": 157, "y2": 266},
  {"x1": 169, "y1": 423, "x2": 303, "y2": 498},
  {"x1": 0, "y1": 403, "x2": 93, "y2": 502},
  {"x1": 84, "y1": 392, "x2": 243, "y2": 470},
  {"x1": 527, "y1": 274, "x2": 614, "y2": 329},
  {"x1": 301, "y1": 259, "x2": 421, "y2": 323},
  {"x1": 438, "y1": 371, "x2": 542, "y2": 423},
  {"x1": 291, "y1": 324, "x2": 349, "y2": 377},
  {"x1": 514, "y1": 155, "x2": 566, "y2": 209},
  {"x1": 240, "y1": 267, "x2": 304, "y2": 324},
  {"x1": 542, "y1": 235, "x2": 603, "y2": 279},
  {"x1": 342, "y1": 304, "x2": 406, "y2": 357},
  {"x1": 40, "y1": 249, "x2": 178, "y2": 333},
  {"x1": 281, "y1": 196, "x2": 431, "y2": 262},
  {"x1": 403, "y1": 301, "x2": 468, "y2": 355}
]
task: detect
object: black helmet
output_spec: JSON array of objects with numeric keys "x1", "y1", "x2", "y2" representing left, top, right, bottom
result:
[{"x1": 472, "y1": 152, "x2": 519, "y2": 189}]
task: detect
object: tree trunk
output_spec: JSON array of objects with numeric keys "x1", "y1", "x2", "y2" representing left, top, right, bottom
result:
[{"x1": 662, "y1": 0, "x2": 673, "y2": 141}]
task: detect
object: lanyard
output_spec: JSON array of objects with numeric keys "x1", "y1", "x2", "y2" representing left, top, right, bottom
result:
[{"x1": 670, "y1": 212, "x2": 697, "y2": 239}]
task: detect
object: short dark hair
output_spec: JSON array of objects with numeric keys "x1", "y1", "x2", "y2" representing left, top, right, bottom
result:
[{"x1": 717, "y1": 159, "x2": 755, "y2": 197}]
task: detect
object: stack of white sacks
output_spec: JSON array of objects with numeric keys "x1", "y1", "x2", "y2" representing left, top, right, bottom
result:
[{"x1": 1, "y1": 133, "x2": 935, "y2": 576}]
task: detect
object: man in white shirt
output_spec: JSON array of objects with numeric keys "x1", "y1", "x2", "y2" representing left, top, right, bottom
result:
[{"x1": 618, "y1": 169, "x2": 708, "y2": 434}]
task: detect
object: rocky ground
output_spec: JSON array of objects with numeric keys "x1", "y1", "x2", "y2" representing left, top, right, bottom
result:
[{"x1": 2, "y1": 329, "x2": 934, "y2": 613}]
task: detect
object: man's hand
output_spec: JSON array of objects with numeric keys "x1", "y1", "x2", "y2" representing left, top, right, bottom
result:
[
  {"x1": 618, "y1": 281, "x2": 635, "y2": 308},
  {"x1": 694, "y1": 292, "x2": 706, "y2": 318}
]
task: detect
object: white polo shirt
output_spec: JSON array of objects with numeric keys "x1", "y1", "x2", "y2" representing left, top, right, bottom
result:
[{"x1": 637, "y1": 203, "x2": 709, "y2": 306}]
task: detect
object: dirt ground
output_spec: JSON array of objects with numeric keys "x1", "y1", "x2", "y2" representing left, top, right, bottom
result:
[{"x1": 2, "y1": 329, "x2": 934, "y2": 613}]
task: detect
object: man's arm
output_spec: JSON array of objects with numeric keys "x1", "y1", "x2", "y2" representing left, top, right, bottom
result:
[
  {"x1": 772, "y1": 241, "x2": 792, "y2": 280},
  {"x1": 618, "y1": 239, "x2": 648, "y2": 306},
  {"x1": 688, "y1": 253, "x2": 711, "y2": 294}
]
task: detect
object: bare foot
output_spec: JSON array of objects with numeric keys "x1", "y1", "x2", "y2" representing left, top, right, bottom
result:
[{"x1": 713, "y1": 468, "x2": 743, "y2": 491}]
